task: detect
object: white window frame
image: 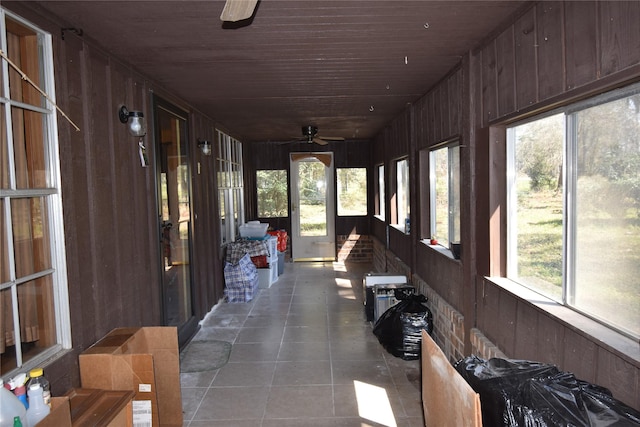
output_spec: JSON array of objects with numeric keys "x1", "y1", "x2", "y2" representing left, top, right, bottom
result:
[
  {"x1": 216, "y1": 130, "x2": 244, "y2": 245},
  {"x1": 336, "y1": 167, "x2": 367, "y2": 217},
  {"x1": 506, "y1": 83, "x2": 640, "y2": 340},
  {"x1": 428, "y1": 142, "x2": 461, "y2": 250},
  {"x1": 395, "y1": 158, "x2": 410, "y2": 233},
  {"x1": 375, "y1": 164, "x2": 385, "y2": 221},
  {"x1": 0, "y1": 8, "x2": 72, "y2": 374}
]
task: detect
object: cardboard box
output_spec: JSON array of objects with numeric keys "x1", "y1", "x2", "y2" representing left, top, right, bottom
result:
[
  {"x1": 35, "y1": 396, "x2": 72, "y2": 427},
  {"x1": 421, "y1": 330, "x2": 482, "y2": 426},
  {"x1": 79, "y1": 327, "x2": 182, "y2": 427},
  {"x1": 65, "y1": 388, "x2": 134, "y2": 427}
]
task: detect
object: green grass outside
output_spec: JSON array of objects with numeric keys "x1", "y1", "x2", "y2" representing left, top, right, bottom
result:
[{"x1": 516, "y1": 177, "x2": 639, "y2": 337}]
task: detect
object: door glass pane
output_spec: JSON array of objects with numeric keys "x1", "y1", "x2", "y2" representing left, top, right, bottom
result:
[
  {"x1": 298, "y1": 159, "x2": 326, "y2": 236},
  {"x1": 157, "y1": 108, "x2": 192, "y2": 328},
  {"x1": 573, "y1": 94, "x2": 640, "y2": 337}
]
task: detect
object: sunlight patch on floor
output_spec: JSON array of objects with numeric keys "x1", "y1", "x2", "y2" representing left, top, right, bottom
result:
[{"x1": 354, "y1": 380, "x2": 397, "y2": 427}]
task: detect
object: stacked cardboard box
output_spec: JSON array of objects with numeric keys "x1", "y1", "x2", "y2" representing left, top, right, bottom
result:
[{"x1": 78, "y1": 327, "x2": 183, "y2": 427}]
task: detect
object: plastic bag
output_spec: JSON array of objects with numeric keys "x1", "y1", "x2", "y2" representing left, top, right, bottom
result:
[
  {"x1": 372, "y1": 293, "x2": 433, "y2": 360},
  {"x1": 455, "y1": 356, "x2": 640, "y2": 426}
]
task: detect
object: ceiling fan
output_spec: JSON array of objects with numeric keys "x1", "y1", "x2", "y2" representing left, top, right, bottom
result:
[{"x1": 298, "y1": 125, "x2": 345, "y2": 145}]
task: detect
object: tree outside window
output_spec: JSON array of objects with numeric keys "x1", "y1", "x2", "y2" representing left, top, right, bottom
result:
[
  {"x1": 507, "y1": 86, "x2": 640, "y2": 338},
  {"x1": 337, "y1": 168, "x2": 367, "y2": 216},
  {"x1": 257, "y1": 170, "x2": 288, "y2": 218}
]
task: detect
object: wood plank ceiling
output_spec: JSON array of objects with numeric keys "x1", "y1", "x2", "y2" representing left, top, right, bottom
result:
[{"x1": 28, "y1": 0, "x2": 528, "y2": 143}]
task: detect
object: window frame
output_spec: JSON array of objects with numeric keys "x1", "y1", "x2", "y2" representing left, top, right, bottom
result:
[
  {"x1": 336, "y1": 167, "x2": 367, "y2": 217},
  {"x1": 216, "y1": 130, "x2": 244, "y2": 246},
  {"x1": 427, "y1": 141, "x2": 461, "y2": 250},
  {"x1": 0, "y1": 8, "x2": 72, "y2": 374},
  {"x1": 504, "y1": 82, "x2": 640, "y2": 340},
  {"x1": 374, "y1": 163, "x2": 385, "y2": 221},
  {"x1": 394, "y1": 157, "x2": 410, "y2": 233}
]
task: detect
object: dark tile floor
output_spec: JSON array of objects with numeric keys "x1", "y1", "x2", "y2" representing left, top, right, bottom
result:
[{"x1": 180, "y1": 261, "x2": 424, "y2": 427}]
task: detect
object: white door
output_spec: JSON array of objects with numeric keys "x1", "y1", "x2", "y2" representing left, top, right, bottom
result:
[{"x1": 290, "y1": 152, "x2": 336, "y2": 261}]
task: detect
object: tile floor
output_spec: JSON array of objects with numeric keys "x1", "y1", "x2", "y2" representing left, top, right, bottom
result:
[{"x1": 180, "y1": 261, "x2": 425, "y2": 427}]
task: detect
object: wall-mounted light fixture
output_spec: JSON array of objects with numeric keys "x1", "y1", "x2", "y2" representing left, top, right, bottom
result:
[
  {"x1": 118, "y1": 105, "x2": 147, "y2": 137},
  {"x1": 198, "y1": 139, "x2": 212, "y2": 156}
]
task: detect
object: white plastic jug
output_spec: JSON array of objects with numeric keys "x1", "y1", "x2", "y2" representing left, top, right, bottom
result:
[
  {"x1": 26, "y1": 384, "x2": 49, "y2": 426},
  {"x1": 0, "y1": 380, "x2": 27, "y2": 427}
]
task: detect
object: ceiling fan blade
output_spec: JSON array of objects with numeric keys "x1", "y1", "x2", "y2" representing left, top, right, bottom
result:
[
  {"x1": 318, "y1": 136, "x2": 345, "y2": 141},
  {"x1": 220, "y1": 0, "x2": 258, "y2": 22},
  {"x1": 313, "y1": 137, "x2": 329, "y2": 145}
]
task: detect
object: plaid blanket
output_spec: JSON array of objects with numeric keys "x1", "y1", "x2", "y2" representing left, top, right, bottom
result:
[{"x1": 226, "y1": 239, "x2": 270, "y2": 265}]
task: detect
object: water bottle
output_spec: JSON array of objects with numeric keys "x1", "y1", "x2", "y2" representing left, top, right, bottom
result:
[
  {"x1": 0, "y1": 380, "x2": 27, "y2": 427},
  {"x1": 26, "y1": 384, "x2": 49, "y2": 426},
  {"x1": 27, "y1": 369, "x2": 50, "y2": 408}
]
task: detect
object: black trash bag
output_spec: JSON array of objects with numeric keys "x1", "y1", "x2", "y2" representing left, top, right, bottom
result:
[
  {"x1": 372, "y1": 292, "x2": 433, "y2": 360},
  {"x1": 455, "y1": 356, "x2": 640, "y2": 427}
]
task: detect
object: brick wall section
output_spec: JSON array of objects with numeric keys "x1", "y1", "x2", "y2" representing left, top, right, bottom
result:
[
  {"x1": 411, "y1": 274, "x2": 466, "y2": 363},
  {"x1": 336, "y1": 234, "x2": 373, "y2": 262},
  {"x1": 470, "y1": 328, "x2": 507, "y2": 359},
  {"x1": 375, "y1": 241, "x2": 506, "y2": 364},
  {"x1": 372, "y1": 239, "x2": 386, "y2": 272},
  {"x1": 378, "y1": 249, "x2": 465, "y2": 364},
  {"x1": 385, "y1": 250, "x2": 411, "y2": 278}
]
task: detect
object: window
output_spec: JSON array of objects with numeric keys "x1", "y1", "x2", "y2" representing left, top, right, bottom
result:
[
  {"x1": 0, "y1": 10, "x2": 71, "y2": 375},
  {"x1": 216, "y1": 130, "x2": 244, "y2": 245},
  {"x1": 375, "y1": 164, "x2": 385, "y2": 220},
  {"x1": 395, "y1": 158, "x2": 410, "y2": 233},
  {"x1": 257, "y1": 169, "x2": 288, "y2": 217},
  {"x1": 507, "y1": 84, "x2": 640, "y2": 338},
  {"x1": 337, "y1": 168, "x2": 367, "y2": 216},
  {"x1": 429, "y1": 143, "x2": 460, "y2": 248}
]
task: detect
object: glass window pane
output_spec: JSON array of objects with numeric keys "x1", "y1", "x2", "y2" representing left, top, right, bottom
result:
[
  {"x1": 337, "y1": 168, "x2": 367, "y2": 216},
  {"x1": 12, "y1": 197, "x2": 51, "y2": 278},
  {"x1": 0, "y1": 104, "x2": 8, "y2": 189},
  {"x1": 1, "y1": 199, "x2": 8, "y2": 283},
  {"x1": 377, "y1": 165, "x2": 385, "y2": 219},
  {"x1": 510, "y1": 114, "x2": 564, "y2": 300},
  {"x1": 432, "y1": 148, "x2": 449, "y2": 244},
  {"x1": 1, "y1": 275, "x2": 58, "y2": 372},
  {"x1": 572, "y1": 94, "x2": 640, "y2": 337},
  {"x1": 12, "y1": 107, "x2": 48, "y2": 189},
  {"x1": 396, "y1": 159, "x2": 409, "y2": 229},
  {"x1": 257, "y1": 170, "x2": 288, "y2": 218},
  {"x1": 6, "y1": 20, "x2": 46, "y2": 107},
  {"x1": 450, "y1": 146, "x2": 461, "y2": 243}
]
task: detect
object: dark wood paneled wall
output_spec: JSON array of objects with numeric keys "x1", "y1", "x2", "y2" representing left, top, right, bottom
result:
[
  {"x1": 472, "y1": 1, "x2": 640, "y2": 409},
  {"x1": 5, "y1": 2, "x2": 226, "y2": 396},
  {"x1": 374, "y1": 0, "x2": 640, "y2": 410},
  {"x1": 481, "y1": 1, "x2": 640, "y2": 126}
]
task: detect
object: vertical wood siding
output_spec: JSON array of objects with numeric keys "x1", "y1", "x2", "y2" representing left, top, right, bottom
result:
[{"x1": 5, "y1": 3, "x2": 226, "y2": 394}]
